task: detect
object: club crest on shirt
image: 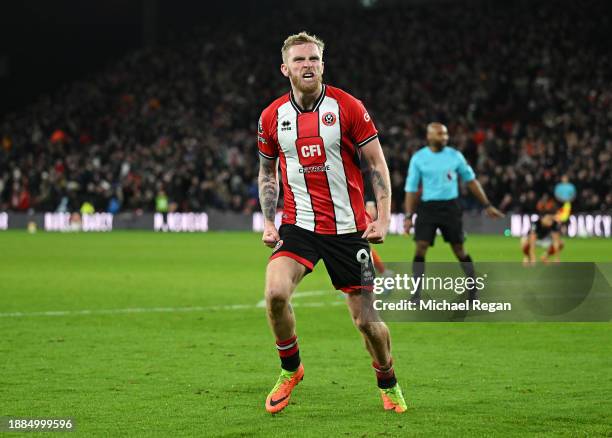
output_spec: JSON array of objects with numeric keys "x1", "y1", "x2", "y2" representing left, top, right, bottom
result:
[
  {"x1": 258, "y1": 117, "x2": 264, "y2": 134},
  {"x1": 321, "y1": 112, "x2": 336, "y2": 126}
]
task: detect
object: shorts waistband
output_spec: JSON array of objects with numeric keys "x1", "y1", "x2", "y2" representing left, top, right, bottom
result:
[{"x1": 420, "y1": 199, "x2": 459, "y2": 205}]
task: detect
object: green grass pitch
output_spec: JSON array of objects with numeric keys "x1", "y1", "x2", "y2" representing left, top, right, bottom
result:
[{"x1": 0, "y1": 231, "x2": 610, "y2": 437}]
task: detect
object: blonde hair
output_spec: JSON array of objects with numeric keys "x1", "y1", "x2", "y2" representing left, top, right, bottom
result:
[{"x1": 281, "y1": 31, "x2": 325, "y2": 63}]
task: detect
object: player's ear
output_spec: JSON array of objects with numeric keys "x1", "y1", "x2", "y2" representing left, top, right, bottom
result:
[{"x1": 280, "y1": 63, "x2": 289, "y2": 78}]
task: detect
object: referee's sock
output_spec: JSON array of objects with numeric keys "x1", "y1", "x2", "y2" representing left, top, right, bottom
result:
[
  {"x1": 458, "y1": 255, "x2": 477, "y2": 301},
  {"x1": 411, "y1": 255, "x2": 425, "y2": 301}
]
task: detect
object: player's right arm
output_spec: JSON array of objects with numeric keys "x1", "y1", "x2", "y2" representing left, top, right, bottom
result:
[
  {"x1": 258, "y1": 155, "x2": 280, "y2": 247},
  {"x1": 403, "y1": 155, "x2": 420, "y2": 234},
  {"x1": 257, "y1": 112, "x2": 280, "y2": 247}
]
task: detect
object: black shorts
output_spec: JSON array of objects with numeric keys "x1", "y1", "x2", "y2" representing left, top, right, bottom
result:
[
  {"x1": 414, "y1": 199, "x2": 465, "y2": 246},
  {"x1": 270, "y1": 224, "x2": 375, "y2": 293}
]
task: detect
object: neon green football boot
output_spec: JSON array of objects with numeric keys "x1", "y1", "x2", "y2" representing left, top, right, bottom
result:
[
  {"x1": 265, "y1": 364, "x2": 304, "y2": 413},
  {"x1": 380, "y1": 383, "x2": 407, "y2": 413}
]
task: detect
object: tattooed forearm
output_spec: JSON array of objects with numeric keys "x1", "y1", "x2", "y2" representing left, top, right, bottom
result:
[
  {"x1": 369, "y1": 164, "x2": 392, "y2": 221},
  {"x1": 370, "y1": 167, "x2": 391, "y2": 203},
  {"x1": 362, "y1": 140, "x2": 392, "y2": 222},
  {"x1": 258, "y1": 157, "x2": 279, "y2": 222}
]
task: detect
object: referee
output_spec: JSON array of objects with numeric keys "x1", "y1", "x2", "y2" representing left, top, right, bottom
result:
[{"x1": 403, "y1": 123, "x2": 503, "y2": 300}]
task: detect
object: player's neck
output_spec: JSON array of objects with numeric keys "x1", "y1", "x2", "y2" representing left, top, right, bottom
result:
[
  {"x1": 428, "y1": 145, "x2": 444, "y2": 153},
  {"x1": 291, "y1": 83, "x2": 323, "y2": 111}
]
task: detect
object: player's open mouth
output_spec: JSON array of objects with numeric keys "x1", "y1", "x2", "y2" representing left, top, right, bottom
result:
[{"x1": 303, "y1": 72, "x2": 314, "y2": 79}]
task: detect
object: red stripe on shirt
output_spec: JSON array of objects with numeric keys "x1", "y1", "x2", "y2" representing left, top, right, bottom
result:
[{"x1": 296, "y1": 112, "x2": 336, "y2": 234}]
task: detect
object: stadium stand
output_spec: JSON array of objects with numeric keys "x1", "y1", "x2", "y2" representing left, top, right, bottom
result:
[{"x1": 1, "y1": 0, "x2": 610, "y2": 214}]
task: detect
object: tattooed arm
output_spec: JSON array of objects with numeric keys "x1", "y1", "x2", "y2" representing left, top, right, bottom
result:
[
  {"x1": 360, "y1": 138, "x2": 392, "y2": 244},
  {"x1": 258, "y1": 155, "x2": 280, "y2": 247}
]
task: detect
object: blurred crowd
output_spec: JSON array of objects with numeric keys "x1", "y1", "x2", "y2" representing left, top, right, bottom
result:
[{"x1": 1, "y1": 0, "x2": 610, "y2": 214}]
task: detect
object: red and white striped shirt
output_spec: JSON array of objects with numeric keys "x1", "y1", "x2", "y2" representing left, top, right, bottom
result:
[{"x1": 258, "y1": 84, "x2": 378, "y2": 235}]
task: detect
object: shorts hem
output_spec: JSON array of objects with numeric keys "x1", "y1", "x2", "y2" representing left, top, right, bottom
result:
[
  {"x1": 337, "y1": 285, "x2": 374, "y2": 294},
  {"x1": 270, "y1": 251, "x2": 314, "y2": 271},
  {"x1": 414, "y1": 236, "x2": 435, "y2": 247}
]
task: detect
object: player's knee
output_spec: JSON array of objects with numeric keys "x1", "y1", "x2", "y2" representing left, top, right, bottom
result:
[
  {"x1": 265, "y1": 284, "x2": 291, "y2": 313},
  {"x1": 353, "y1": 317, "x2": 371, "y2": 335},
  {"x1": 352, "y1": 314, "x2": 375, "y2": 336}
]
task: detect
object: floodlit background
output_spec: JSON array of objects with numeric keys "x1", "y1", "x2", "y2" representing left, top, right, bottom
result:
[{"x1": 1, "y1": 1, "x2": 610, "y2": 436}]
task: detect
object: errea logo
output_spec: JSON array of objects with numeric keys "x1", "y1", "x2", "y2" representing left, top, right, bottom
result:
[{"x1": 281, "y1": 120, "x2": 292, "y2": 131}]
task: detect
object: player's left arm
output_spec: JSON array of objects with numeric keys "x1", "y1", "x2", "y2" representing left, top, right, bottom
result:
[{"x1": 361, "y1": 138, "x2": 391, "y2": 244}]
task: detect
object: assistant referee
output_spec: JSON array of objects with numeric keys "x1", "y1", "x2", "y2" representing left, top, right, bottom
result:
[{"x1": 403, "y1": 123, "x2": 503, "y2": 300}]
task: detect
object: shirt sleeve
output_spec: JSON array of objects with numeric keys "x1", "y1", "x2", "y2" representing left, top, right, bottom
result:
[
  {"x1": 347, "y1": 97, "x2": 378, "y2": 148},
  {"x1": 257, "y1": 113, "x2": 278, "y2": 160},
  {"x1": 404, "y1": 156, "x2": 421, "y2": 192},
  {"x1": 456, "y1": 151, "x2": 476, "y2": 182}
]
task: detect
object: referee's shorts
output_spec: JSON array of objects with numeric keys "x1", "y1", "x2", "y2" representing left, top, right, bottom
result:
[{"x1": 414, "y1": 199, "x2": 465, "y2": 246}]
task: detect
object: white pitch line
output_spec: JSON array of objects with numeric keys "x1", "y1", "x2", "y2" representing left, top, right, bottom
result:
[{"x1": 0, "y1": 300, "x2": 345, "y2": 318}]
